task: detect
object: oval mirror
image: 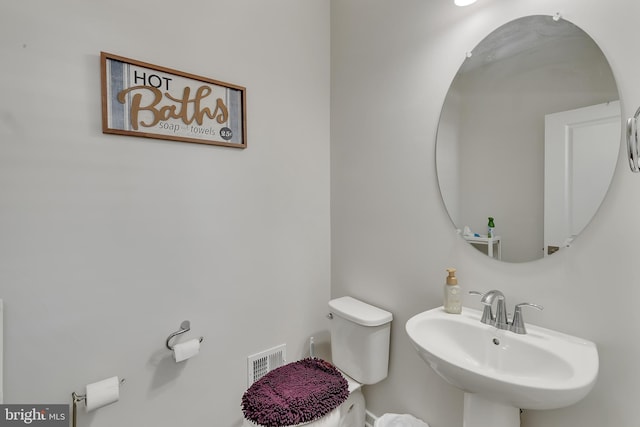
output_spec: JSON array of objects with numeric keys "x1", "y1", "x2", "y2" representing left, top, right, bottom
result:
[{"x1": 436, "y1": 15, "x2": 621, "y2": 263}]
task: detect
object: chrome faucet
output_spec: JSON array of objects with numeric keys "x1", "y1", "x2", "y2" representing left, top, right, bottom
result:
[
  {"x1": 470, "y1": 290, "x2": 544, "y2": 334},
  {"x1": 480, "y1": 290, "x2": 509, "y2": 330}
]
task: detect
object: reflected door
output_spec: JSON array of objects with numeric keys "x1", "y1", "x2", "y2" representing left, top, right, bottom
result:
[{"x1": 544, "y1": 101, "x2": 620, "y2": 256}]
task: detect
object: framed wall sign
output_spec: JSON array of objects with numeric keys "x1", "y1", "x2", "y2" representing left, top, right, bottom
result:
[{"x1": 101, "y1": 52, "x2": 247, "y2": 148}]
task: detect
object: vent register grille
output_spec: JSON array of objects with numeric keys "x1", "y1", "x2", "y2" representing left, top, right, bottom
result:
[
  {"x1": 247, "y1": 344, "x2": 286, "y2": 387},
  {"x1": 365, "y1": 411, "x2": 378, "y2": 427}
]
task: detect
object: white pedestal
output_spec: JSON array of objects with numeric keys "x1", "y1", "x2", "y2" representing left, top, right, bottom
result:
[{"x1": 463, "y1": 393, "x2": 520, "y2": 427}]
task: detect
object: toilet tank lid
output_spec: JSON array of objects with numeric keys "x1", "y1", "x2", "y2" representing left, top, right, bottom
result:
[{"x1": 328, "y1": 296, "x2": 393, "y2": 326}]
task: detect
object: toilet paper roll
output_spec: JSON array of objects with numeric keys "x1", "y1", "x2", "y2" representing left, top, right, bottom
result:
[
  {"x1": 173, "y1": 338, "x2": 200, "y2": 362},
  {"x1": 85, "y1": 376, "x2": 120, "y2": 412}
]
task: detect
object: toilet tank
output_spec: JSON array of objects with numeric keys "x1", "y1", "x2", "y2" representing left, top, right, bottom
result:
[{"x1": 328, "y1": 296, "x2": 393, "y2": 385}]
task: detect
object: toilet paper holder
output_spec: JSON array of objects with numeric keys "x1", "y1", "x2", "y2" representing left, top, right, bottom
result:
[
  {"x1": 71, "y1": 377, "x2": 125, "y2": 427},
  {"x1": 166, "y1": 320, "x2": 204, "y2": 351},
  {"x1": 71, "y1": 377, "x2": 125, "y2": 407}
]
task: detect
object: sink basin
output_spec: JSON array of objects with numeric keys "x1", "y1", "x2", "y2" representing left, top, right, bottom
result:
[{"x1": 406, "y1": 307, "x2": 598, "y2": 426}]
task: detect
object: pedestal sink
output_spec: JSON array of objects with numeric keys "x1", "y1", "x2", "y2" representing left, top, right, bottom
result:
[{"x1": 405, "y1": 307, "x2": 598, "y2": 427}]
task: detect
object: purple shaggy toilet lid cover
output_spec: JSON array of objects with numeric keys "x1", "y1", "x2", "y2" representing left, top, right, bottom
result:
[{"x1": 241, "y1": 358, "x2": 349, "y2": 427}]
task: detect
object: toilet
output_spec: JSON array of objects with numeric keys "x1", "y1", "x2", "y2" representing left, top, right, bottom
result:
[{"x1": 242, "y1": 296, "x2": 393, "y2": 427}]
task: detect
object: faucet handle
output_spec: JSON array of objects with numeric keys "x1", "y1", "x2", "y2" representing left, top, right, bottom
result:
[
  {"x1": 468, "y1": 291, "x2": 494, "y2": 324},
  {"x1": 509, "y1": 303, "x2": 544, "y2": 334}
]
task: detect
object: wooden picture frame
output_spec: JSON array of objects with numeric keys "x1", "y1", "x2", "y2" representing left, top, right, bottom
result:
[{"x1": 101, "y1": 52, "x2": 246, "y2": 149}]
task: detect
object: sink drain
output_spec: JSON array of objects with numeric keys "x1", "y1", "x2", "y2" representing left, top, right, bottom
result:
[{"x1": 492, "y1": 338, "x2": 500, "y2": 345}]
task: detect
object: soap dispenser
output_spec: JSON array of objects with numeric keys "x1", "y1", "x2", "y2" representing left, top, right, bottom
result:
[{"x1": 444, "y1": 268, "x2": 461, "y2": 314}]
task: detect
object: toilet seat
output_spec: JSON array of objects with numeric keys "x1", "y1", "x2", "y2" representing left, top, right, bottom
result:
[{"x1": 241, "y1": 370, "x2": 362, "y2": 427}]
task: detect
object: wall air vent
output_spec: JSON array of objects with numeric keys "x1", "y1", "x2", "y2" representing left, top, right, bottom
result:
[{"x1": 247, "y1": 344, "x2": 286, "y2": 387}]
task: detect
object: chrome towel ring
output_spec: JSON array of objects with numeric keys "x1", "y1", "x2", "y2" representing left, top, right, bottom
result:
[{"x1": 627, "y1": 106, "x2": 640, "y2": 172}]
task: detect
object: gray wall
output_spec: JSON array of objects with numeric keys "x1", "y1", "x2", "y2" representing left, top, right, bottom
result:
[
  {"x1": 0, "y1": 1, "x2": 330, "y2": 427},
  {"x1": 331, "y1": 0, "x2": 640, "y2": 426},
  {"x1": 4, "y1": 1, "x2": 640, "y2": 427}
]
